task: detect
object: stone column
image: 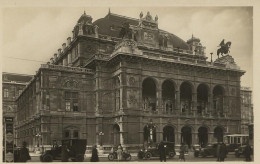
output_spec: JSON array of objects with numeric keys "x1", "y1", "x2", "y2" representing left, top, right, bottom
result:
[
  {"x1": 208, "y1": 131, "x2": 214, "y2": 143},
  {"x1": 209, "y1": 88, "x2": 214, "y2": 116},
  {"x1": 193, "y1": 132, "x2": 198, "y2": 145},
  {"x1": 67, "y1": 53, "x2": 72, "y2": 66},
  {"x1": 175, "y1": 90, "x2": 180, "y2": 112},
  {"x1": 95, "y1": 65, "x2": 101, "y2": 115},
  {"x1": 192, "y1": 91, "x2": 197, "y2": 115},
  {"x1": 156, "y1": 86, "x2": 162, "y2": 113}
]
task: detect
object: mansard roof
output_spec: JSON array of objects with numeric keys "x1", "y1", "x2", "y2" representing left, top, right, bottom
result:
[
  {"x1": 93, "y1": 12, "x2": 189, "y2": 50},
  {"x1": 2, "y1": 72, "x2": 33, "y2": 84}
]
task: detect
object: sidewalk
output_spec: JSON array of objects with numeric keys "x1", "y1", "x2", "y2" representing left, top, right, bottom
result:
[{"x1": 29, "y1": 152, "x2": 138, "y2": 158}]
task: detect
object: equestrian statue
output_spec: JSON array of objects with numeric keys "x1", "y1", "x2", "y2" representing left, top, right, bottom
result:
[{"x1": 217, "y1": 39, "x2": 231, "y2": 58}]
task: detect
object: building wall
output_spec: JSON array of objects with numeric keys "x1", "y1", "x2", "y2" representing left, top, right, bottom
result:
[
  {"x1": 15, "y1": 66, "x2": 94, "y2": 151},
  {"x1": 240, "y1": 88, "x2": 253, "y2": 134}
]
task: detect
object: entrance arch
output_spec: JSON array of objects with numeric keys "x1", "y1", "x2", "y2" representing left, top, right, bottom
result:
[
  {"x1": 142, "y1": 78, "x2": 157, "y2": 111},
  {"x1": 214, "y1": 126, "x2": 224, "y2": 142},
  {"x1": 163, "y1": 126, "x2": 175, "y2": 142},
  {"x1": 198, "y1": 127, "x2": 208, "y2": 147},
  {"x1": 113, "y1": 124, "x2": 120, "y2": 145},
  {"x1": 181, "y1": 126, "x2": 192, "y2": 148}
]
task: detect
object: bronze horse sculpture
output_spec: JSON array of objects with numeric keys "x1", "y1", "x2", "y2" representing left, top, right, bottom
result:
[{"x1": 217, "y1": 40, "x2": 231, "y2": 58}]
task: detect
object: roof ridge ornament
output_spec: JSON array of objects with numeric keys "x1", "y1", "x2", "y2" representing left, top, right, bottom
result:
[{"x1": 139, "y1": 11, "x2": 158, "y2": 29}]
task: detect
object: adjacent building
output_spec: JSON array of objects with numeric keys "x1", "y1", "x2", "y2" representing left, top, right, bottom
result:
[
  {"x1": 14, "y1": 11, "x2": 246, "y2": 152},
  {"x1": 2, "y1": 72, "x2": 33, "y2": 146},
  {"x1": 240, "y1": 87, "x2": 253, "y2": 134}
]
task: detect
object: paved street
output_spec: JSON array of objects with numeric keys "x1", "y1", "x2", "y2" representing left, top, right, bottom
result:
[{"x1": 28, "y1": 152, "x2": 251, "y2": 162}]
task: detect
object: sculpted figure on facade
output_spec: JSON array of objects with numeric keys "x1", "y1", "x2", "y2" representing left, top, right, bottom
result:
[{"x1": 217, "y1": 39, "x2": 232, "y2": 58}]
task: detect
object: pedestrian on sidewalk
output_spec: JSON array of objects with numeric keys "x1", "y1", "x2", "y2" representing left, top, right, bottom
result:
[
  {"x1": 158, "y1": 141, "x2": 166, "y2": 162},
  {"x1": 90, "y1": 145, "x2": 99, "y2": 162},
  {"x1": 117, "y1": 144, "x2": 123, "y2": 161},
  {"x1": 216, "y1": 142, "x2": 221, "y2": 162},
  {"x1": 219, "y1": 142, "x2": 227, "y2": 162},
  {"x1": 179, "y1": 143, "x2": 185, "y2": 161},
  {"x1": 244, "y1": 143, "x2": 252, "y2": 162},
  {"x1": 61, "y1": 144, "x2": 69, "y2": 162},
  {"x1": 18, "y1": 141, "x2": 31, "y2": 162}
]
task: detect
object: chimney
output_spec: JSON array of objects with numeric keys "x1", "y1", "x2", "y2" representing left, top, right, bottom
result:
[
  {"x1": 58, "y1": 48, "x2": 62, "y2": 55},
  {"x1": 67, "y1": 37, "x2": 71, "y2": 45},
  {"x1": 72, "y1": 30, "x2": 75, "y2": 39},
  {"x1": 50, "y1": 57, "x2": 54, "y2": 64},
  {"x1": 62, "y1": 43, "x2": 66, "y2": 51},
  {"x1": 54, "y1": 53, "x2": 58, "y2": 60}
]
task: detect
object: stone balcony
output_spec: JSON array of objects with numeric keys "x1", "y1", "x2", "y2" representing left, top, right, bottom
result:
[{"x1": 40, "y1": 64, "x2": 94, "y2": 74}]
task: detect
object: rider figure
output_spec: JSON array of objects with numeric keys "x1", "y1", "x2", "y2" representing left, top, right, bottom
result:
[{"x1": 219, "y1": 39, "x2": 225, "y2": 48}]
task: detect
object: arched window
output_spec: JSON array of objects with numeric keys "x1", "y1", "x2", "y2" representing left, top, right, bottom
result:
[
  {"x1": 162, "y1": 80, "x2": 175, "y2": 113},
  {"x1": 180, "y1": 82, "x2": 192, "y2": 113},
  {"x1": 213, "y1": 85, "x2": 225, "y2": 116},
  {"x1": 142, "y1": 78, "x2": 157, "y2": 112},
  {"x1": 197, "y1": 84, "x2": 208, "y2": 115}
]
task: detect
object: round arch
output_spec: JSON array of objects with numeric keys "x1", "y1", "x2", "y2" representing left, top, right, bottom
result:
[
  {"x1": 142, "y1": 77, "x2": 157, "y2": 112},
  {"x1": 142, "y1": 77, "x2": 159, "y2": 89},
  {"x1": 197, "y1": 83, "x2": 209, "y2": 115},
  {"x1": 163, "y1": 125, "x2": 175, "y2": 142},
  {"x1": 162, "y1": 79, "x2": 177, "y2": 90},
  {"x1": 212, "y1": 85, "x2": 226, "y2": 96},
  {"x1": 181, "y1": 126, "x2": 193, "y2": 148},
  {"x1": 162, "y1": 80, "x2": 176, "y2": 113},
  {"x1": 198, "y1": 126, "x2": 209, "y2": 147},
  {"x1": 180, "y1": 81, "x2": 193, "y2": 113},
  {"x1": 113, "y1": 124, "x2": 120, "y2": 145}
]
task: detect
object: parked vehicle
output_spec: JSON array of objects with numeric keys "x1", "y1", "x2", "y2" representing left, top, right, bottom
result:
[
  {"x1": 139, "y1": 141, "x2": 176, "y2": 160},
  {"x1": 40, "y1": 139, "x2": 87, "y2": 162},
  {"x1": 194, "y1": 143, "x2": 223, "y2": 157},
  {"x1": 235, "y1": 145, "x2": 253, "y2": 158},
  {"x1": 108, "y1": 151, "x2": 131, "y2": 161},
  {"x1": 224, "y1": 134, "x2": 249, "y2": 152},
  {"x1": 138, "y1": 149, "x2": 145, "y2": 159}
]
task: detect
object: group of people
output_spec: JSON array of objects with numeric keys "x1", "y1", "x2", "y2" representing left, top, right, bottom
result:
[
  {"x1": 90, "y1": 144, "x2": 125, "y2": 162},
  {"x1": 13, "y1": 142, "x2": 31, "y2": 162},
  {"x1": 216, "y1": 142, "x2": 227, "y2": 162}
]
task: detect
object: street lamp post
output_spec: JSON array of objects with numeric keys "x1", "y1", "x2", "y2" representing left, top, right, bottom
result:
[
  {"x1": 35, "y1": 133, "x2": 41, "y2": 154},
  {"x1": 36, "y1": 133, "x2": 41, "y2": 147},
  {"x1": 99, "y1": 132, "x2": 104, "y2": 146}
]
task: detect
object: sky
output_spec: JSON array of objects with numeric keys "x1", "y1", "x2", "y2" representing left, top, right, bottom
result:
[{"x1": 1, "y1": 6, "x2": 253, "y2": 88}]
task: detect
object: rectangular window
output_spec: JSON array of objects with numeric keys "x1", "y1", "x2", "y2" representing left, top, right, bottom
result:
[
  {"x1": 64, "y1": 131, "x2": 70, "y2": 138},
  {"x1": 73, "y1": 131, "x2": 79, "y2": 138},
  {"x1": 4, "y1": 89, "x2": 9, "y2": 98},
  {"x1": 65, "y1": 91, "x2": 79, "y2": 112},
  {"x1": 73, "y1": 102, "x2": 79, "y2": 112},
  {"x1": 65, "y1": 101, "x2": 71, "y2": 111}
]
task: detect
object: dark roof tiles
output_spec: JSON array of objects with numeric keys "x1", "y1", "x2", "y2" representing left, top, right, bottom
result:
[{"x1": 93, "y1": 13, "x2": 189, "y2": 50}]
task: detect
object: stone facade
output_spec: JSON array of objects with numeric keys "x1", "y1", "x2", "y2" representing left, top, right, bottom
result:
[
  {"x1": 14, "y1": 11, "x2": 246, "y2": 152},
  {"x1": 2, "y1": 72, "x2": 33, "y2": 146},
  {"x1": 240, "y1": 87, "x2": 253, "y2": 134}
]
